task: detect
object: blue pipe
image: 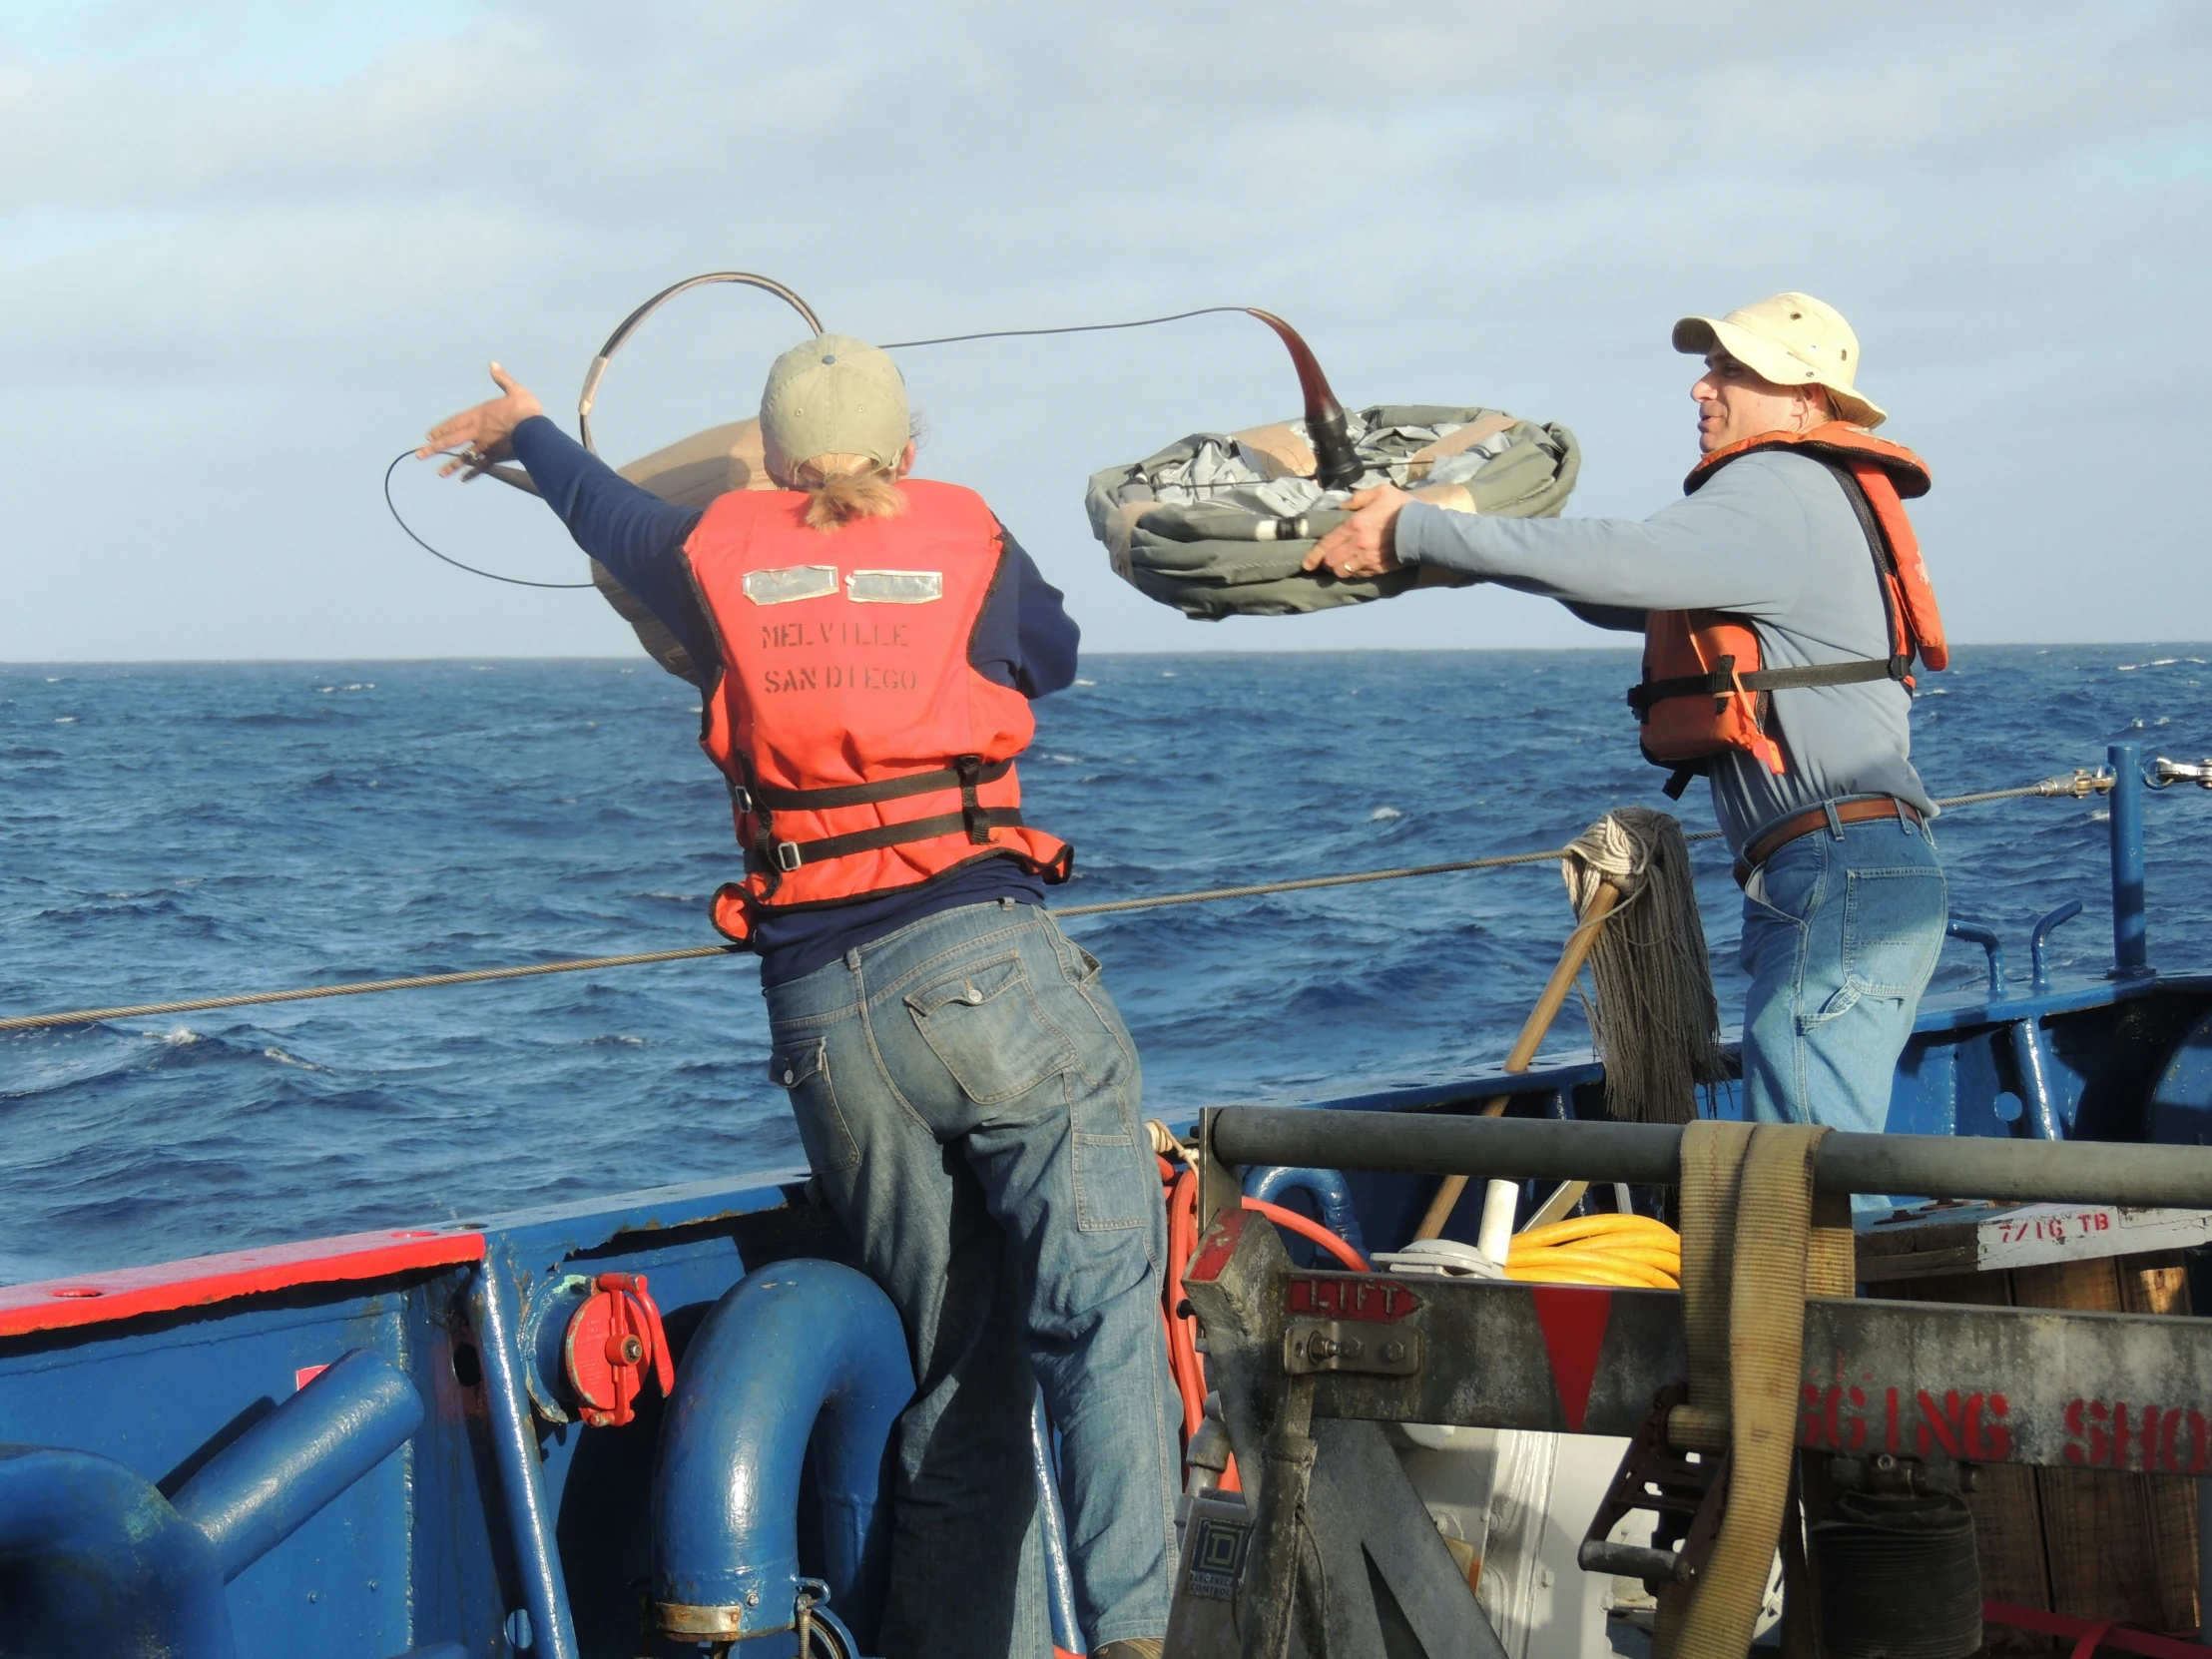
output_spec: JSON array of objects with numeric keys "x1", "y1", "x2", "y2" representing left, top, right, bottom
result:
[
  {"x1": 0, "y1": 1444, "x2": 234, "y2": 1658},
  {"x1": 2006, "y1": 1018, "x2": 2065, "y2": 1142},
  {"x1": 1030, "y1": 1389, "x2": 1083, "y2": 1654},
  {"x1": 1945, "y1": 919, "x2": 2007, "y2": 996},
  {"x1": 651, "y1": 1259, "x2": 912, "y2": 1647},
  {"x1": 2110, "y1": 741, "x2": 2151, "y2": 977},
  {"x1": 1242, "y1": 1165, "x2": 1367, "y2": 1258},
  {"x1": 0, "y1": 1351, "x2": 424, "y2": 1659},
  {"x1": 2030, "y1": 899, "x2": 2084, "y2": 994},
  {"x1": 469, "y1": 1262, "x2": 581, "y2": 1659},
  {"x1": 172, "y1": 1349, "x2": 422, "y2": 1582}
]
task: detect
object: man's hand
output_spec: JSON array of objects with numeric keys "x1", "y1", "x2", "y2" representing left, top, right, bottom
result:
[
  {"x1": 419, "y1": 362, "x2": 544, "y2": 478},
  {"x1": 1304, "y1": 484, "x2": 1413, "y2": 580}
]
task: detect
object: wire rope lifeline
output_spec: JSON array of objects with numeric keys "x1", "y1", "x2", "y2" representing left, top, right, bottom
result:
[
  {"x1": 0, "y1": 770, "x2": 2121, "y2": 1035},
  {"x1": 875, "y1": 305, "x2": 1257, "y2": 351}
]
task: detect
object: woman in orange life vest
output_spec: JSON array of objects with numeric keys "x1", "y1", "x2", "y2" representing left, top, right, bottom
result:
[
  {"x1": 421, "y1": 337, "x2": 1177, "y2": 1659},
  {"x1": 1308, "y1": 293, "x2": 1947, "y2": 1164}
]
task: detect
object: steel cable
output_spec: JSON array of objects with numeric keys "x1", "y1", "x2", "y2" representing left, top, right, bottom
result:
[
  {"x1": 876, "y1": 305, "x2": 1257, "y2": 351},
  {"x1": 0, "y1": 773, "x2": 2122, "y2": 1034}
]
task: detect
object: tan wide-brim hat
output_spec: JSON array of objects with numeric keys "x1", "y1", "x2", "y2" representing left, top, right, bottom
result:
[
  {"x1": 759, "y1": 332, "x2": 910, "y2": 478},
  {"x1": 1672, "y1": 291, "x2": 1887, "y2": 429}
]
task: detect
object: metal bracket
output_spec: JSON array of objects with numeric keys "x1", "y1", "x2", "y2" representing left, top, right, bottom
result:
[
  {"x1": 1283, "y1": 1320, "x2": 1421, "y2": 1377},
  {"x1": 1197, "y1": 1106, "x2": 1243, "y2": 1235},
  {"x1": 2152, "y1": 755, "x2": 2212, "y2": 790},
  {"x1": 1577, "y1": 1383, "x2": 1730, "y2": 1590}
]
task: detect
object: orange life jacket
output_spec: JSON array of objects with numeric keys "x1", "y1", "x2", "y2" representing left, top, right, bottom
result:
[
  {"x1": 1628, "y1": 422, "x2": 1946, "y2": 797},
  {"x1": 681, "y1": 479, "x2": 1072, "y2": 943}
]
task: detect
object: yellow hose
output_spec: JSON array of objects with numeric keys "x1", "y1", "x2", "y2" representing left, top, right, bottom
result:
[
  {"x1": 1506, "y1": 1213, "x2": 1682, "y2": 1289},
  {"x1": 1507, "y1": 1260, "x2": 1676, "y2": 1289},
  {"x1": 1504, "y1": 1260, "x2": 1675, "y2": 1289},
  {"x1": 1515, "y1": 1213, "x2": 1678, "y2": 1250},
  {"x1": 1514, "y1": 1246, "x2": 1677, "y2": 1271}
]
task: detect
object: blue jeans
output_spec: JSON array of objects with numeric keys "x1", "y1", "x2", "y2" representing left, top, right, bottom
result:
[
  {"x1": 764, "y1": 899, "x2": 1179, "y2": 1659},
  {"x1": 1738, "y1": 809, "x2": 1947, "y2": 1155}
]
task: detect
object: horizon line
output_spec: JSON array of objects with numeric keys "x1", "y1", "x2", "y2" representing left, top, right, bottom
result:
[{"x1": 2, "y1": 641, "x2": 2198, "y2": 670}]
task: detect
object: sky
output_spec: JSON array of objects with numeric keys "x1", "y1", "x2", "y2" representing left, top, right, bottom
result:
[{"x1": 1, "y1": 0, "x2": 2206, "y2": 662}]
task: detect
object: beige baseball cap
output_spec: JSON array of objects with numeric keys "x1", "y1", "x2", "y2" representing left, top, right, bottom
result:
[
  {"x1": 759, "y1": 333, "x2": 909, "y2": 477},
  {"x1": 1672, "y1": 291, "x2": 1887, "y2": 428}
]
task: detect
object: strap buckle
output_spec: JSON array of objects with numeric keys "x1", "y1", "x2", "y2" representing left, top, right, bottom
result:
[
  {"x1": 954, "y1": 753, "x2": 990, "y2": 844},
  {"x1": 773, "y1": 841, "x2": 804, "y2": 873},
  {"x1": 1711, "y1": 653, "x2": 1742, "y2": 709}
]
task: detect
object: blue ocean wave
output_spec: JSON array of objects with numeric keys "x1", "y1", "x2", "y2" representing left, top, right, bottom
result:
[{"x1": 3, "y1": 649, "x2": 2211, "y2": 1278}]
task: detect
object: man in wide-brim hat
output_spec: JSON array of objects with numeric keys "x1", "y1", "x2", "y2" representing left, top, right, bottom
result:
[{"x1": 1311, "y1": 293, "x2": 1947, "y2": 1162}]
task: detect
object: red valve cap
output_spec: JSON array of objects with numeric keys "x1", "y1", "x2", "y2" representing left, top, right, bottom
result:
[{"x1": 562, "y1": 1274, "x2": 675, "y2": 1427}]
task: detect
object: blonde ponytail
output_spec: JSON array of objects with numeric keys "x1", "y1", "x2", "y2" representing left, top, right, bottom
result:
[{"x1": 795, "y1": 453, "x2": 907, "y2": 531}]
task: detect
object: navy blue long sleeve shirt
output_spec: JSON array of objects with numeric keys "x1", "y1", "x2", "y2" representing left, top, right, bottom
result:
[{"x1": 511, "y1": 416, "x2": 1082, "y2": 984}]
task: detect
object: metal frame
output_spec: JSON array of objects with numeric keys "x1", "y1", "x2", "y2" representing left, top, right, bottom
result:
[{"x1": 1180, "y1": 1099, "x2": 2212, "y2": 1659}]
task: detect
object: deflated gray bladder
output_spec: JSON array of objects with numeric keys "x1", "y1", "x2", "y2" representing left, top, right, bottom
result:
[{"x1": 1086, "y1": 403, "x2": 1580, "y2": 620}]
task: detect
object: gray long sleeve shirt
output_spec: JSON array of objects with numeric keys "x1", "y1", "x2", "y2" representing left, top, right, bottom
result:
[{"x1": 1395, "y1": 449, "x2": 1934, "y2": 852}]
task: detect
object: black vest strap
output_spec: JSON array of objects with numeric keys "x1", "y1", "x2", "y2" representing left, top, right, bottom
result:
[
  {"x1": 1628, "y1": 463, "x2": 1916, "y2": 728},
  {"x1": 758, "y1": 808, "x2": 1029, "y2": 874},
  {"x1": 750, "y1": 757, "x2": 1014, "y2": 813},
  {"x1": 1630, "y1": 655, "x2": 1907, "y2": 716}
]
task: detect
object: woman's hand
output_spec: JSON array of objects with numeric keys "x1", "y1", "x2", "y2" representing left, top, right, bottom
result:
[
  {"x1": 1304, "y1": 484, "x2": 1413, "y2": 579},
  {"x1": 418, "y1": 362, "x2": 544, "y2": 478}
]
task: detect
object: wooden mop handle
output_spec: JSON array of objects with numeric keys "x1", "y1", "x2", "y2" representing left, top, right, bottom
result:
[{"x1": 1410, "y1": 880, "x2": 1623, "y2": 1242}]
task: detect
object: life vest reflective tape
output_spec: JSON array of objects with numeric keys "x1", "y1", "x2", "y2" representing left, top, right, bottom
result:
[
  {"x1": 1631, "y1": 424, "x2": 1945, "y2": 793},
  {"x1": 680, "y1": 479, "x2": 1071, "y2": 944}
]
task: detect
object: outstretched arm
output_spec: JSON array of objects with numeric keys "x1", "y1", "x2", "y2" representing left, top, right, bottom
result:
[
  {"x1": 421, "y1": 364, "x2": 716, "y2": 678},
  {"x1": 1307, "y1": 462, "x2": 1805, "y2": 618}
]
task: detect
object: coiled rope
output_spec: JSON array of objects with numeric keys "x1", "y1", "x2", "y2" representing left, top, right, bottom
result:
[{"x1": 0, "y1": 771, "x2": 2117, "y2": 1034}]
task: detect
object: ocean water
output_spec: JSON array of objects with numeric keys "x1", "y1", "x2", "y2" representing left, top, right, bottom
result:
[{"x1": 5, "y1": 647, "x2": 2211, "y2": 1282}]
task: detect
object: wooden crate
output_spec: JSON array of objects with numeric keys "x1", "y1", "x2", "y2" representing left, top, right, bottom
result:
[{"x1": 1860, "y1": 1207, "x2": 2201, "y2": 1650}]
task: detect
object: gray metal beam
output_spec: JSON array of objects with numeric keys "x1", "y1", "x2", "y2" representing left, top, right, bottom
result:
[
  {"x1": 1273, "y1": 1268, "x2": 2212, "y2": 1472},
  {"x1": 1208, "y1": 1106, "x2": 2212, "y2": 1209}
]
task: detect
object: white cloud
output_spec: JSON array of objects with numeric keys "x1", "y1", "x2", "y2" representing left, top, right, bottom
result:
[{"x1": 1, "y1": 0, "x2": 2206, "y2": 660}]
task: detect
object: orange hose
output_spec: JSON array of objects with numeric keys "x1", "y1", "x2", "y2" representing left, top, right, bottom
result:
[
  {"x1": 1240, "y1": 1197, "x2": 1372, "y2": 1273},
  {"x1": 1158, "y1": 1163, "x2": 1247, "y2": 1491},
  {"x1": 1159, "y1": 1166, "x2": 1378, "y2": 1494},
  {"x1": 1164, "y1": 1167, "x2": 1206, "y2": 1445}
]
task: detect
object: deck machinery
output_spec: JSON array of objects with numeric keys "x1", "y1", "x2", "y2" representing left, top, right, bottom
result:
[{"x1": 1165, "y1": 1108, "x2": 2212, "y2": 1659}]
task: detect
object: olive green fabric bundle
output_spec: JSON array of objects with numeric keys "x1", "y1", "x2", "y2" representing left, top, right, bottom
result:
[{"x1": 1086, "y1": 403, "x2": 1580, "y2": 620}]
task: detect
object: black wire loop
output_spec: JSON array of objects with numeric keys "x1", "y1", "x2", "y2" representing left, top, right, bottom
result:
[{"x1": 381, "y1": 450, "x2": 595, "y2": 590}]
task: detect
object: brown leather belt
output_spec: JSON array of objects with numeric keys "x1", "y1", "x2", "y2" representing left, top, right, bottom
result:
[{"x1": 1732, "y1": 797, "x2": 1923, "y2": 888}]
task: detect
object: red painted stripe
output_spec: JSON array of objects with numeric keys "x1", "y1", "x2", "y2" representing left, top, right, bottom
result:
[
  {"x1": 0, "y1": 1229, "x2": 486, "y2": 1339},
  {"x1": 1530, "y1": 1284, "x2": 1612, "y2": 1434},
  {"x1": 1186, "y1": 1207, "x2": 1250, "y2": 1284},
  {"x1": 1982, "y1": 1601, "x2": 2204, "y2": 1659}
]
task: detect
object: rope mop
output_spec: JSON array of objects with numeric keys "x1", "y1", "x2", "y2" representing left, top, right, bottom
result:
[{"x1": 1560, "y1": 808, "x2": 1730, "y2": 1125}]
